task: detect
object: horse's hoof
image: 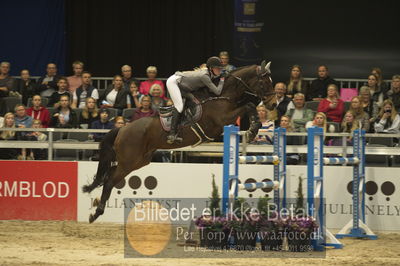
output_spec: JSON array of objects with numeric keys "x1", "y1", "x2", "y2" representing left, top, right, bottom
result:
[
  {"x1": 92, "y1": 198, "x2": 100, "y2": 207},
  {"x1": 89, "y1": 214, "x2": 95, "y2": 223}
]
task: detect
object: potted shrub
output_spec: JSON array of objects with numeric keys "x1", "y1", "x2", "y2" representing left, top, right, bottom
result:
[
  {"x1": 258, "y1": 214, "x2": 285, "y2": 251},
  {"x1": 285, "y1": 216, "x2": 318, "y2": 252},
  {"x1": 195, "y1": 215, "x2": 230, "y2": 249}
]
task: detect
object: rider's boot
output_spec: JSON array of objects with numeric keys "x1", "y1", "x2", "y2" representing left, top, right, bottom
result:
[{"x1": 167, "y1": 107, "x2": 183, "y2": 144}]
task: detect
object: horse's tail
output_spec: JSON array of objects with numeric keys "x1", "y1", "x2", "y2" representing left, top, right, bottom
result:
[{"x1": 82, "y1": 127, "x2": 120, "y2": 193}]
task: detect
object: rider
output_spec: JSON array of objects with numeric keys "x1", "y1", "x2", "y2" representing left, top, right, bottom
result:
[{"x1": 166, "y1": 56, "x2": 225, "y2": 144}]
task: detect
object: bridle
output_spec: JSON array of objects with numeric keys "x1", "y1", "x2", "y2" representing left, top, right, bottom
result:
[{"x1": 229, "y1": 69, "x2": 275, "y2": 101}]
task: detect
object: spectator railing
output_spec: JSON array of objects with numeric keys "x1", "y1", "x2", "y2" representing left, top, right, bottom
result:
[{"x1": 0, "y1": 128, "x2": 399, "y2": 162}]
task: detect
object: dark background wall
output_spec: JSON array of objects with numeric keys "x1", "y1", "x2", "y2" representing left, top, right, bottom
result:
[{"x1": 2, "y1": 0, "x2": 399, "y2": 80}]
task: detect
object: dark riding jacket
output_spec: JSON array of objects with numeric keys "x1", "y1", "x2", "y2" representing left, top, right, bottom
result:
[{"x1": 175, "y1": 69, "x2": 224, "y2": 95}]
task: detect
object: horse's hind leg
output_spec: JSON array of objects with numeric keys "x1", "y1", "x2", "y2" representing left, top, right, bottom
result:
[{"x1": 89, "y1": 165, "x2": 130, "y2": 223}]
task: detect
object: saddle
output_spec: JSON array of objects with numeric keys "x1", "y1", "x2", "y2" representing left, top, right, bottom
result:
[{"x1": 159, "y1": 97, "x2": 202, "y2": 132}]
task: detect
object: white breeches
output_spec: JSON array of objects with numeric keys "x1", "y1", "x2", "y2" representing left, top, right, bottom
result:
[{"x1": 166, "y1": 74, "x2": 184, "y2": 113}]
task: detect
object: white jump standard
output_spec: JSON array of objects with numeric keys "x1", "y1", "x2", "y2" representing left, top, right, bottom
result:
[
  {"x1": 222, "y1": 125, "x2": 287, "y2": 214},
  {"x1": 307, "y1": 127, "x2": 377, "y2": 251}
]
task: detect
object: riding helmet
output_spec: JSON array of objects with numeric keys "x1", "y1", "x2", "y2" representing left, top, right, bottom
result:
[{"x1": 206, "y1": 56, "x2": 223, "y2": 68}]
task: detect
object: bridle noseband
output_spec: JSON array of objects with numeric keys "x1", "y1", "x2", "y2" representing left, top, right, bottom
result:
[{"x1": 230, "y1": 70, "x2": 275, "y2": 101}]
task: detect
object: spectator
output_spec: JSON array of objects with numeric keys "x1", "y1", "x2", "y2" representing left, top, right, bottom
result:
[
  {"x1": 308, "y1": 65, "x2": 339, "y2": 101},
  {"x1": 25, "y1": 119, "x2": 47, "y2": 160},
  {"x1": 388, "y1": 74, "x2": 400, "y2": 112},
  {"x1": 0, "y1": 62, "x2": 14, "y2": 116},
  {"x1": 374, "y1": 99, "x2": 400, "y2": 134},
  {"x1": 50, "y1": 95, "x2": 78, "y2": 128},
  {"x1": 14, "y1": 104, "x2": 33, "y2": 135},
  {"x1": 317, "y1": 84, "x2": 344, "y2": 123},
  {"x1": 341, "y1": 111, "x2": 360, "y2": 134},
  {"x1": 359, "y1": 86, "x2": 379, "y2": 126},
  {"x1": 279, "y1": 115, "x2": 293, "y2": 132},
  {"x1": 285, "y1": 93, "x2": 314, "y2": 132},
  {"x1": 12, "y1": 69, "x2": 36, "y2": 106},
  {"x1": 37, "y1": 63, "x2": 61, "y2": 98},
  {"x1": 363, "y1": 74, "x2": 387, "y2": 107},
  {"x1": 67, "y1": 61, "x2": 84, "y2": 93},
  {"x1": 139, "y1": 66, "x2": 166, "y2": 99},
  {"x1": 348, "y1": 96, "x2": 370, "y2": 131},
  {"x1": 91, "y1": 108, "x2": 114, "y2": 142},
  {"x1": 286, "y1": 65, "x2": 308, "y2": 98},
  {"x1": 113, "y1": 116, "x2": 126, "y2": 128},
  {"x1": 100, "y1": 75, "x2": 131, "y2": 115},
  {"x1": 48, "y1": 77, "x2": 71, "y2": 108},
  {"x1": 26, "y1": 95, "x2": 51, "y2": 128},
  {"x1": 128, "y1": 81, "x2": 142, "y2": 108},
  {"x1": 72, "y1": 71, "x2": 99, "y2": 109},
  {"x1": 131, "y1": 95, "x2": 157, "y2": 121},
  {"x1": 0, "y1": 112, "x2": 18, "y2": 159},
  {"x1": 219, "y1": 51, "x2": 236, "y2": 74},
  {"x1": 149, "y1": 84, "x2": 166, "y2": 112},
  {"x1": 371, "y1": 67, "x2": 388, "y2": 93},
  {"x1": 274, "y1": 82, "x2": 291, "y2": 121},
  {"x1": 253, "y1": 105, "x2": 275, "y2": 144},
  {"x1": 79, "y1": 97, "x2": 99, "y2": 129},
  {"x1": 306, "y1": 112, "x2": 335, "y2": 133},
  {"x1": 119, "y1": 64, "x2": 139, "y2": 90}
]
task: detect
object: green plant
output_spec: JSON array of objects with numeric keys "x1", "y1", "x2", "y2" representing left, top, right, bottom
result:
[
  {"x1": 209, "y1": 174, "x2": 221, "y2": 217},
  {"x1": 295, "y1": 175, "x2": 305, "y2": 215},
  {"x1": 257, "y1": 195, "x2": 272, "y2": 216}
]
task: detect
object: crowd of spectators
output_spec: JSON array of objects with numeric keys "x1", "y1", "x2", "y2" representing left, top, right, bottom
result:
[{"x1": 1, "y1": 50, "x2": 400, "y2": 161}]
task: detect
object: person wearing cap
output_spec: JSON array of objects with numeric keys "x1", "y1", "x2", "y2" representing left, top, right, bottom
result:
[
  {"x1": 90, "y1": 108, "x2": 114, "y2": 142},
  {"x1": 165, "y1": 56, "x2": 225, "y2": 144}
]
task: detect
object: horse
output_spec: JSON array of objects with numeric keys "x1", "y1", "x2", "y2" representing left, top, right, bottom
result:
[{"x1": 83, "y1": 61, "x2": 275, "y2": 223}]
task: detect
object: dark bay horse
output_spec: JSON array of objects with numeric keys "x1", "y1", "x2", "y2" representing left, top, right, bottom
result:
[{"x1": 83, "y1": 61, "x2": 275, "y2": 223}]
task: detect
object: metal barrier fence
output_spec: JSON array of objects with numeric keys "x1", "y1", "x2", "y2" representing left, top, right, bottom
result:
[{"x1": 0, "y1": 128, "x2": 399, "y2": 162}]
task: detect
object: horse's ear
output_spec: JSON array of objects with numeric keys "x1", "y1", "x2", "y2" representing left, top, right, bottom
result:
[{"x1": 260, "y1": 60, "x2": 271, "y2": 75}]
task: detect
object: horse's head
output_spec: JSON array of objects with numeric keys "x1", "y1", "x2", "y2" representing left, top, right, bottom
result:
[{"x1": 225, "y1": 61, "x2": 275, "y2": 110}]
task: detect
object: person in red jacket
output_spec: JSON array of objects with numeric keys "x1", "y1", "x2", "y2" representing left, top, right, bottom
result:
[
  {"x1": 26, "y1": 95, "x2": 51, "y2": 127},
  {"x1": 317, "y1": 84, "x2": 344, "y2": 123}
]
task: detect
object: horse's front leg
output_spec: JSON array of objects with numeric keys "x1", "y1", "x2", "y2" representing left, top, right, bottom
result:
[{"x1": 220, "y1": 102, "x2": 261, "y2": 142}]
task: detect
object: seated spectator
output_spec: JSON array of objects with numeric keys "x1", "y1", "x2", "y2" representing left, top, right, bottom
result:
[
  {"x1": 253, "y1": 105, "x2": 275, "y2": 144},
  {"x1": 286, "y1": 65, "x2": 308, "y2": 98},
  {"x1": 341, "y1": 111, "x2": 360, "y2": 134},
  {"x1": 48, "y1": 77, "x2": 71, "y2": 108},
  {"x1": 100, "y1": 75, "x2": 131, "y2": 115},
  {"x1": 37, "y1": 63, "x2": 61, "y2": 98},
  {"x1": 72, "y1": 71, "x2": 99, "y2": 109},
  {"x1": 128, "y1": 81, "x2": 142, "y2": 108},
  {"x1": 308, "y1": 65, "x2": 339, "y2": 101},
  {"x1": 50, "y1": 95, "x2": 78, "y2": 128},
  {"x1": 26, "y1": 95, "x2": 51, "y2": 128},
  {"x1": 274, "y1": 82, "x2": 291, "y2": 121},
  {"x1": 371, "y1": 67, "x2": 388, "y2": 93},
  {"x1": 363, "y1": 74, "x2": 387, "y2": 107},
  {"x1": 131, "y1": 95, "x2": 157, "y2": 121},
  {"x1": 25, "y1": 119, "x2": 47, "y2": 160},
  {"x1": 67, "y1": 61, "x2": 84, "y2": 93},
  {"x1": 139, "y1": 66, "x2": 166, "y2": 99},
  {"x1": 0, "y1": 62, "x2": 14, "y2": 116},
  {"x1": 12, "y1": 69, "x2": 36, "y2": 106},
  {"x1": 306, "y1": 112, "x2": 335, "y2": 133},
  {"x1": 14, "y1": 104, "x2": 33, "y2": 136},
  {"x1": 279, "y1": 115, "x2": 301, "y2": 164},
  {"x1": 117, "y1": 64, "x2": 139, "y2": 90},
  {"x1": 149, "y1": 84, "x2": 166, "y2": 112},
  {"x1": 388, "y1": 74, "x2": 400, "y2": 112},
  {"x1": 374, "y1": 99, "x2": 400, "y2": 134},
  {"x1": 219, "y1": 51, "x2": 236, "y2": 74},
  {"x1": 79, "y1": 97, "x2": 99, "y2": 129},
  {"x1": 348, "y1": 96, "x2": 370, "y2": 131},
  {"x1": 91, "y1": 108, "x2": 114, "y2": 142},
  {"x1": 279, "y1": 115, "x2": 293, "y2": 132},
  {"x1": 0, "y1": 112, "x2": 18, "y2": 159},
  {"x1": 285, "y1": 93, "x2": 314, "y2": 132},
  {"x1": 317, "y1": 84, "x2": 344, "y2": 123},
  {"x1": 113, "y1": 116, "x2": 126, "y2": 128},
  {"x1": 359, "y1": 86, "x2": 379, "y2": 126}
]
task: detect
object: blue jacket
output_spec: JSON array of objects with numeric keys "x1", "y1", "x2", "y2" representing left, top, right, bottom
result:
[{"x1": 91, "y1": 119, "x2": 114, "y2": 141}]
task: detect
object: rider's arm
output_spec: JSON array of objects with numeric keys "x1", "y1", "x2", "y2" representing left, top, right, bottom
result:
[{"x1": 200, "y1": 74, "x2": 224, "y2": 96}]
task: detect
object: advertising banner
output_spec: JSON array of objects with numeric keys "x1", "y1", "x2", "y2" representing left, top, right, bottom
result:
[{"x1": 0, "y1": 161, "x2": 77, "y2": 220}]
